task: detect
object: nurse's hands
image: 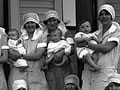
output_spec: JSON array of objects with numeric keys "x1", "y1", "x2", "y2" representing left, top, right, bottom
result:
[
  {"x1": 76, "y1": 41, "x2": 87, "y2": 48},
  {"x1": 52, "y1": 49, "x2": 65, "y2": 64},
  {"x1": 9, "y1": 48, "x2": 21, "y2": 61}
]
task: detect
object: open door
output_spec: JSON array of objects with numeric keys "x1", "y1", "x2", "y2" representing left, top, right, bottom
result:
[{"x1": 76, "y1": 0, "x2": 97, "y2": 32}]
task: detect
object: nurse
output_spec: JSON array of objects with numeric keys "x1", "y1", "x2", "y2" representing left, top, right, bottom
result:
[{"x1": 77, "y1": 4, "x2": 120, "y2": 90}]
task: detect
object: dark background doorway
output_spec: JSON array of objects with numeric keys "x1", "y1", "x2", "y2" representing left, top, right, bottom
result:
[
  {"x1": 76, "y1": 0, "x2": 98, "y2": 32},
  {"x1": 3, "y1": 0, "x2": 9, "y2": 81},
  {"x1": 76, "y1": 0, "x2": 98, "y2": 87}
]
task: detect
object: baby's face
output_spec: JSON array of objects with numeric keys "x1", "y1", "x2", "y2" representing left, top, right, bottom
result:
[
  {"x1": 108, "y1": 83, "x2": 120, "y2": 90},
  {"x1": 65, "y1": 83, "x2": 77, "y2": 90},
  {"x1": 79, "y1": 21, "x2": 91, "y2": 34},
  {"x1": 50, "y1": 31, "x2": 61, "y2": 42},
  {"x1": 8, "y1": 31, "x2": 18, "y2": 40}
]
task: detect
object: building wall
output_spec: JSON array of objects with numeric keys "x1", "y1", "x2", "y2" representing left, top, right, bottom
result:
[
  {"x1": 10, "y1": 0, "x2": 63, "y2": 30},
  {"x1": 19, "y1": 0, "x2": 54, "y2": 25},
  {"x1": 106, "y1": 0, "x2": 120, "y2": 24}
]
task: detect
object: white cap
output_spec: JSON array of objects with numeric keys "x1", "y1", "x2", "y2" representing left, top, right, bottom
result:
[
  {"x1": 44, "y1": 10, "x2": 59, "y2": 21},
  {"x1": 14, "y1": 59, "x2": 28, "y2": 67},
  {"x1": 13, "y1": 79, "x2": 27, "y2": 90},
  {"x1": 23, "y1": 13, "x2": 40, "y2": 25},
  {"x1": 98, "y1": 4, "x2": 115, "y2": 20},
  {"x1": 64, "y1": 75, "x2": 80, "y2": 90},
  {"x1": 108, "y1": 74, "x2": 120, "y2": 84}
]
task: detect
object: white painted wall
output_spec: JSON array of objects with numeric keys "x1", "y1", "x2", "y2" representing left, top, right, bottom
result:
[
  {"x1": 10, "y1": 0, "x2": 20, "y2": 30},
  {"x1": 63, "y1": 0, "x2": 76, "y2": 26}
]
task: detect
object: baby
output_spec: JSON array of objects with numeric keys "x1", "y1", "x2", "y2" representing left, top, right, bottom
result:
[
  {"x1": 8, "y1": 29, "x2": 28, "y2": 68},
  {"x1": 74, "y1": 20, "x2": 100, "y2": 71},
  {"x1": 64, "y1": 75, "x2": 80, "y2": 90},
  {"x1": 42, "y1": 28, "x2": 71, "y2": 70}
]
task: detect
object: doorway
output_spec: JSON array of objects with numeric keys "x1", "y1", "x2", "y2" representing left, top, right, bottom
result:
[{"x1": 76, "y1": 0, "x2": 98, "y2": 87}]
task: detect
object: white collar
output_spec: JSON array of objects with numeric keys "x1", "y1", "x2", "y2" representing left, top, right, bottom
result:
[
  {"x1": 107, "y1": 24, "x2": 117, "y2": 34},
  {"x1": 20, "y1": 25, "x2": 44, "y2": 41},
  {"x1": 102, "y1": 24, "x2": 117, "y2": 38}
]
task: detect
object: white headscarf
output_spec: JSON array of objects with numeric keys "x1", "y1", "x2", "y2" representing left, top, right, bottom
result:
[
  {"x1": 44, "y1": 10, "x2": 67, "y2": 36},
  {"x1": 98, "y1": 4, "x2": 115, "y2": 20},
  {"x1": 21, "y1": 13, "x2": 44, "y2": 40}
]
